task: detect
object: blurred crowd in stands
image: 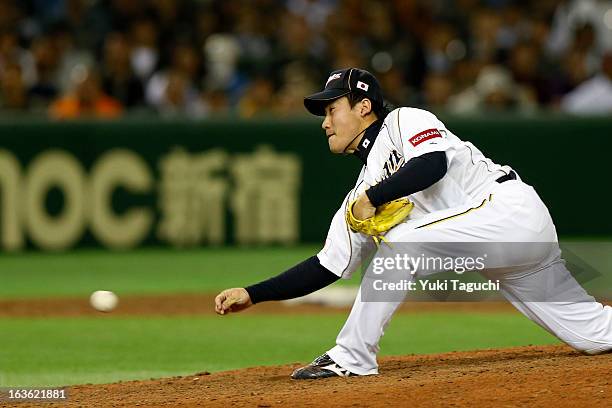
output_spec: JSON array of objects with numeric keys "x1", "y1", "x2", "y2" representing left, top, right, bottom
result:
[{"x1": 0, "y1": 0, "x2": 611, "y2": 119}]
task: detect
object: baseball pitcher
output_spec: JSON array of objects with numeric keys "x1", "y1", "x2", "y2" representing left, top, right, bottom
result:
[{"x1": 215, "y1": 68, "x2": 612, "y2": 379}]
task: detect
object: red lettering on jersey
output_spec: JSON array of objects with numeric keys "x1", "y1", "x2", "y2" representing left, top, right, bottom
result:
[{"x1": 409, "y1": 129, "x2": 442, "y2": 147}]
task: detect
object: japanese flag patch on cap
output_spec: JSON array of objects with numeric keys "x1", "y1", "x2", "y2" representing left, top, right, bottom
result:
[{"x1": 356, "y1": 81, "x2": 369, "y2": 91}]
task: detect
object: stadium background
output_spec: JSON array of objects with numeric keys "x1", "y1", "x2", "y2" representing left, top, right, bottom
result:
[{"x1": 1, "y1": 0, "x2": 612, "y2": 405}]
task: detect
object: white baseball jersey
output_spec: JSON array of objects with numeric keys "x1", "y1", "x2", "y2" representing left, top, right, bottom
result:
[{"x1": 318, "y1": 107, "x2": 515, "y2": 279}]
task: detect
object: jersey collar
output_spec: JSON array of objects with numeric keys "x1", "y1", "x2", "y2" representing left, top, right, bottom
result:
[{"x1": 353, "y1": 119, "x2": 383, "y2": 164}]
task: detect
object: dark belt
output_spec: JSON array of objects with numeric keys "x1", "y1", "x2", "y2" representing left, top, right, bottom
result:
[{"x1": 496, "y1": 170, "x2": 517, "y2": 183}]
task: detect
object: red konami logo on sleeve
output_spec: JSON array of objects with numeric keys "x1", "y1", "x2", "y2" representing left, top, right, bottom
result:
[{"x1": 409, "y1": 128, "x2": 442, "y2": 147}]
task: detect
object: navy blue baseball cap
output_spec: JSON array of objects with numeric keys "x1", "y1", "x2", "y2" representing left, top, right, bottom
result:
[{"x1": 304, "y1": 68, "x2": 384, "y2": 116}]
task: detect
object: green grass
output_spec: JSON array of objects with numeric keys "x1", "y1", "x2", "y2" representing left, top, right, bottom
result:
[
  {"x1": 0, "y1": 313, "x2": 559, "y2": 387},
  {"x1": 0, "y1": 246, "x2": 337, "y2": 299}
]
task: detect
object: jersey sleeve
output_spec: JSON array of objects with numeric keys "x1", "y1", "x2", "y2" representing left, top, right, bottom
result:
[
  {"x1": 389, "y1": 107, "x2": 452, "y2": 161},
  {"x1": 316, "y1": 188, "x2": 376, "y2": 279}
]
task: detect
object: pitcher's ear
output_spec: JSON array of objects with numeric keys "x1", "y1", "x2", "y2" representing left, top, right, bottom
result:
[{"x1": 361, "y1": 99, "x2": 372, "y2": 116}]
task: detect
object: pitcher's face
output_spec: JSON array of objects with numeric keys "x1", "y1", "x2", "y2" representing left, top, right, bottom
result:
[{"x1": 321, "y1": 97, "x2": 363, "y2": 154}]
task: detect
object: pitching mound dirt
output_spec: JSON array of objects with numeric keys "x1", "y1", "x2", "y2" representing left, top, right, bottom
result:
[{"x1": 5, "y1": 345, "x2": 611, "y2": 408}]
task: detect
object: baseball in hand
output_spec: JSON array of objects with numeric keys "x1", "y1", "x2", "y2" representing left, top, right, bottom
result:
[{"x1": 89, "y1": 290, "x2": 119, "y2": 312}]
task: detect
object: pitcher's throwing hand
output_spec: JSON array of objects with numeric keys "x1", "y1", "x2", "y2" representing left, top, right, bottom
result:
[{"x1": 215, "y1": 288, "x2": 252, "y2": 315}]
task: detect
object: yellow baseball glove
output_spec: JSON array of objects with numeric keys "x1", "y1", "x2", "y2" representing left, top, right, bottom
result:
[{"x1": 345, "y1": 197, "x2": 414, "y2": 245}]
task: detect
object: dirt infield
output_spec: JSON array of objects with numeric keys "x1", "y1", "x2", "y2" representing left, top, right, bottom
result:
[
  {"x1": 0, "y1": 293, "x2": 518, "y2": 317},
  {"x1": 3, "y1": 345, "x2": 610, "y2": 408}
]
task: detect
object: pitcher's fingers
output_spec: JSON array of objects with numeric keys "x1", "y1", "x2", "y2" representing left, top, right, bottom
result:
[{"x1": 214, "y1": 292, "x2": 227, "y2": 312}]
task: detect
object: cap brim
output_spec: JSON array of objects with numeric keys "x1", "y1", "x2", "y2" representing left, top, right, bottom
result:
[{"x1": 304, "y1": 89, "x2": 351, "y2": 116}]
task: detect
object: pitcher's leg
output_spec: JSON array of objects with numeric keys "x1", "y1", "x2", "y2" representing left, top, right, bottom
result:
[
  {"x1": 494, "y1": 261, "x2": 612, "y2": 355},
  {"x1": 327, "y1": 285, "x2": 404, "y2": 375}
]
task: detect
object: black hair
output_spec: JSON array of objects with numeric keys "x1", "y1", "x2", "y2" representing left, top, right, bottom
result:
[{"x1": 346, "y1": 91, "x2": 392, "y2": 120}]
